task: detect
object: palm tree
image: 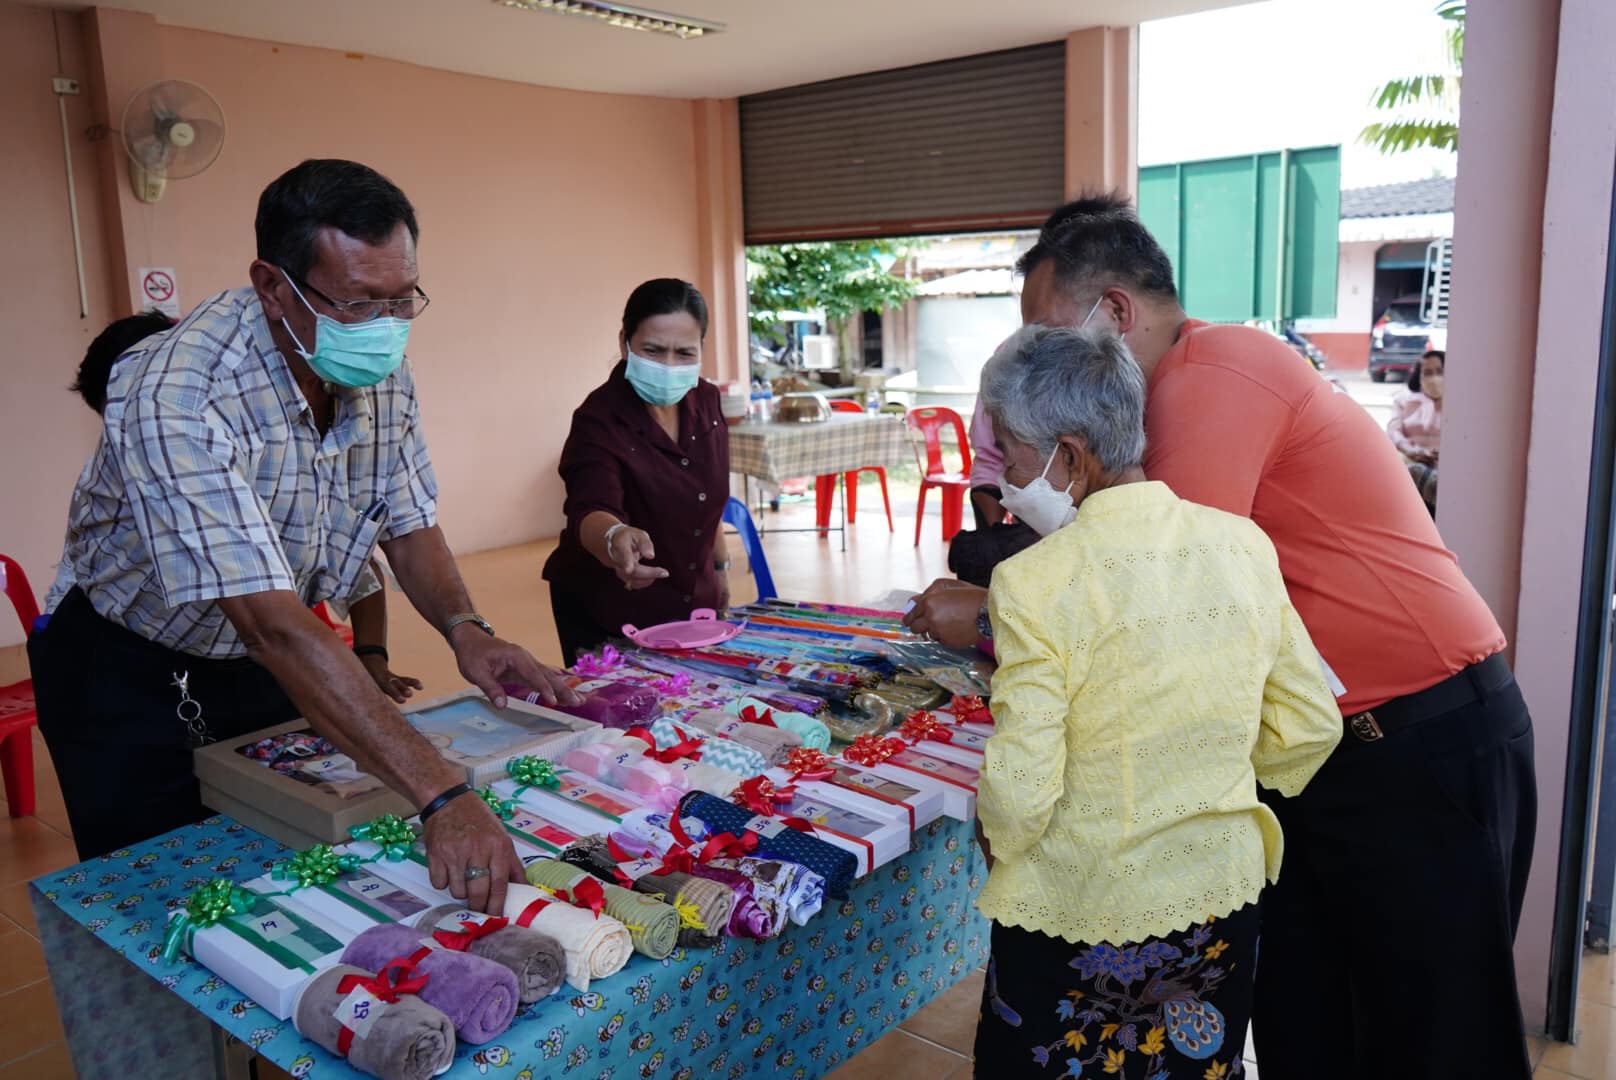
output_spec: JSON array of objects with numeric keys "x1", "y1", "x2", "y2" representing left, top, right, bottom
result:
[{"x1": 1359, "y1": 1, "x2": 1464, "y2": 155}]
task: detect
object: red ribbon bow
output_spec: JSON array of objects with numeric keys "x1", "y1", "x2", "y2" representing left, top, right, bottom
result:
[
  {"x1": 606, "y1": 835, "x2": 694, "y2": 883},
  {"x1": 625, "y1": 726, "x2": 705, "y2": 764},
  {"x1": 549, "y1": 876, "x2": 608, "y2": 919},
  {"x1": 949, "y1": 695, "x2": 994, "y2": 725},
  {"x1": 336, "y1": 959, "x2": 429, "y2": 1055},
  {"x1": 739, "y1": 705, "x2": 778, "y2": 728},
  {"x1": 698, "y1": 830, "x2": 761, "y2": 862},
  {"x1": 843, "y1": 734, "x2": 907, "y2": 766},
  {"x1": 899, "y1": 711, "x2": 955, "y2": 744},
  {"x1": 431, "y1": 917, "x2": 509, "y2": 952},
  {"x1": 731, "y1": 776, "x2": 797, "y2": 817},
  {"x1": 784, "y1": 747, "x2": 836, "y2": 781}
]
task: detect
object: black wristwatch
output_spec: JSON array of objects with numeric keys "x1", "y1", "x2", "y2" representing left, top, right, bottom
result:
[{"x1": 975, "y1": 603, "x2": 994, "y2": 642}]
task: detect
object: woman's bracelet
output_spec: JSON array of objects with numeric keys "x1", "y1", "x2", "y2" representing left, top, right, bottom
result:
[
  {"x1": 353, "y1": 644, "x2": 389, "y2": 662},
  {"x1": 603, "y1": 522, "x2": 630, "y2": 556}
]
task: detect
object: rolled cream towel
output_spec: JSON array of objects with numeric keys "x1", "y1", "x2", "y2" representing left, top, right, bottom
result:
[
  {"x1": 294, "y1": 963, "x2": 455, "y2": 1080},
  {"x1": 684, "y1": 709, "x2": 802, "y2": 765},
  {"x1": 524, "y1": 857, "x2": 680, "y2": 960},
  {"x1": 414, "y1": 904, "x2": 566, "y2": 1004},
  {"x1": 341, "y1": 924, "x2": 518, "y2": 1046},
  {"x1": 500, "y1": 882, "x2": 632, "y2": 992}
]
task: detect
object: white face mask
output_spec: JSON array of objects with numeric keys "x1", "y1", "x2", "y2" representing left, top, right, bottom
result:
[
  {"x1": 1421, "y1": 374, "x2": 1444, "y2": 400},
  {"x1": 1000, "y1": 446, "x2": 1078, "y2": 536}
]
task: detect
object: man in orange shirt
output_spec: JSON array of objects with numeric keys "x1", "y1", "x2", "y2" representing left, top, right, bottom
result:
[{"x1": 906, "y1": 195, "x2": 1535, "y2": 1079}]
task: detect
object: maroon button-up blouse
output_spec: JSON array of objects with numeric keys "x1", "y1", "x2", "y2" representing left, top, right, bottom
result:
[{"x1": 542, "y1": 360, "x2": 730, "y2": 635}]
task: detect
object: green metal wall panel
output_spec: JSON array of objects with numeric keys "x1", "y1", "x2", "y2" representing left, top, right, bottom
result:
[{"x1": 1138, "y1": 145, "x2": 1339, "y2": 322}]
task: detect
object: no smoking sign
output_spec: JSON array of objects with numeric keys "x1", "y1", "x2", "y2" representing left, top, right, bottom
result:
[{"x1": 136, "y1": 266, "x2": 180, "y2": 318}]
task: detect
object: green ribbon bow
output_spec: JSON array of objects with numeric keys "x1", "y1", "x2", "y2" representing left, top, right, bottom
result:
[
  {"x1": 349, "y1": 815, "x2": 419, "y2": 861},
  {"x1": 507, "y1": 756, "x2": 561, "y2": 799},
  {"x1": 478, "y1": 786, "x2": 518, "y2": 820},
  {"x1": 160, "y1": 879, "x2": 254, "y2": 963},
  {"x1": 272, "y1": 844, "x2": 362, "y2": 890}
]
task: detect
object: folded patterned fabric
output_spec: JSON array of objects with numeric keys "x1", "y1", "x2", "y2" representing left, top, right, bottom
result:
[
  {"x1": 682, "y1": 709, "x2": 802, "y2": 765},
  {"x1": 648, "y1": 716, "x2": 768, "y2": 778},
  {"x1": 610, "y1": 815, "x2": 782, "y2": 939},
  {"x1": 341, "y1": 924, "x2": 518, "y2": 1045},
  {"x1": 678, "y1": 790, "x2": 859, "y2": 899},
  {"x1": 725, "y1": 697, "x2": 832, "y2": 752},
  {"x1": 499, "y1": 882, "x2": 632, "y2": 992},
  {"x1": 414, "y1": 904, "x2": 566, "y2": 1004},
  {"x1": 523, "y1": 857, "x2": 679, "y2": 960},
  {"x1": 294, "y1": 962, "x2": 456, "y2": 1080},
  {"x1": 559, "y1": 835, "x2": 732, "y2": 949},
  {"x1": 612, "y1": 730, "x2": 744, "y2": 795},
  {"x1": 708, "y1": 855, "x2": 826, "y2": 927}
]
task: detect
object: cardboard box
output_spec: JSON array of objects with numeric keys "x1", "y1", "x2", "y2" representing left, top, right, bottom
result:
[
  {"x1": 195, "y1": 692, "x2": 599, "y2": 847},
  {"x1": 195, "y1": 726, "x2": 415, "y2": 847}
]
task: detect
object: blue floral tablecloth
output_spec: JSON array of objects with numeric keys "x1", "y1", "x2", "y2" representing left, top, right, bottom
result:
[{"x1": 31, "y1": 814, "x2": 988, "y2": 1080}]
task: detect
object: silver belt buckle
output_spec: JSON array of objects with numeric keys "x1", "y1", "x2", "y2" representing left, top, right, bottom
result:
[{"x1": 1349, "y1": 711, "x2": 1383, "y2": 742}]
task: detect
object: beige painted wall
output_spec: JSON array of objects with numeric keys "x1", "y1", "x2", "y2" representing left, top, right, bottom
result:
[{"x1": 1, "y1": 5, "x2": 722, "y2": 646}]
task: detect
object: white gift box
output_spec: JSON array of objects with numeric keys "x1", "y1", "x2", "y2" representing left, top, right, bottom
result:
[
  {"x1": 491, "y1": 770, "x2": 648, "y2": 831},
  {"x1": 339, "y1": 842, "x2": 458, "y2": 909},
  {"x1": 743, "y1": 791, "x2": 910, "y2": 876},
  {"x1": 845, "y1": 750, "x2": 978, "y2": 820},
  {"x1": 901, "y1": 730, "x2": 988, "y2": 768},
  {"x1": 245, "y1": 867, "x2": 440, "y2": 941},
  {"x1": 173, "y1": 885, "x2": 346, "y2": 1020},
  {"x1": 403, "y1": 689, "x2": 601, "y2": 786}
]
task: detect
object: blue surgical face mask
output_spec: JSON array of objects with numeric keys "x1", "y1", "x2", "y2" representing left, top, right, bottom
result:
[
  {"x1": 625, "y1": 350, "x2": 701, "y2": 406},
  {"x1": 279, "y1": 270, "x2": 410, "y2": 388}
]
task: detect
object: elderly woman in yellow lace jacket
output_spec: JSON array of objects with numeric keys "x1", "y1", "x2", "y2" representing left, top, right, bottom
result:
[{"x1": 971, "y1": 325, "x2": 1341, "y2": 1080}]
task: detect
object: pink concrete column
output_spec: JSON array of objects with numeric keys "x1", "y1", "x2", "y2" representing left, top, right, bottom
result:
[
  {"x1": 1064, "y1": 26, "x2": 1137, "y2": 201},
  {"x1": 692, "y1": 97, "x2": 747, "y2": 384},
  {"x1": 82, "y1": 7, "x2": 165, "y2": 318}
]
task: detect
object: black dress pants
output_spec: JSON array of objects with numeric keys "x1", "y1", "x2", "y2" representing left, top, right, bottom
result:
[
  {"x1": 29, "y1": 587, "x2": 298, "y2": 860},
  {"x1": 1251, "y1": 664, "x2": 1537, "y2": 1079}
]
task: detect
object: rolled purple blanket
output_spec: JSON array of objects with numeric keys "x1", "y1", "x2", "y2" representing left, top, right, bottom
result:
[
  {"x1": 342, "y1": 924, "x2": 519, "y2": 1046},
  {"x1": 506, "y1": 678, "x2": 657, "y2": 729}
]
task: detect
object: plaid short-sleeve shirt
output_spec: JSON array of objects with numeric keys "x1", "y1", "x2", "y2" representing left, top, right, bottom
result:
[{"x1": 62, "y1": 287, "x2": 438, "y2": 658}]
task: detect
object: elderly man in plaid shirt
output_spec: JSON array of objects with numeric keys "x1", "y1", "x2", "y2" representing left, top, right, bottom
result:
[{"x1": 30, "y1": 159, "x2": 574, "y2": 916}]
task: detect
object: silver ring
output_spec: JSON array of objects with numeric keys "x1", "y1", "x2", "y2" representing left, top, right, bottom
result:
[{"x1": 463, "y1": 866, "x2": 490, "y2": 881}]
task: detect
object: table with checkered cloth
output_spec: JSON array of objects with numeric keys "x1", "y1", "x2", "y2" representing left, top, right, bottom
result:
[{"x1": 728, "y1": 413, "x2": 910, "y2": 484}]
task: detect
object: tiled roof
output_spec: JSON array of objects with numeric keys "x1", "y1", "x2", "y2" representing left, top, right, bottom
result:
[{"x1": 1340, "y1": 176, "x2": 1455, "y2": 219}]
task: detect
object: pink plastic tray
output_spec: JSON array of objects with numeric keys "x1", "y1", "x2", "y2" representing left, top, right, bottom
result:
[{"x1": 621, "y1": 609, "x2": 745, "y2": 650}]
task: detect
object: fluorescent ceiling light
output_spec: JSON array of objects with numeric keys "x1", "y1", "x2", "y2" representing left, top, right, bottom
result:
[{"x1": 498, "y1": 0, "x2": 724, "y2": 39}]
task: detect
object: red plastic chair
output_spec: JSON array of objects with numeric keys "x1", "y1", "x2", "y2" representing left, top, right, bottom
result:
[
  {"x1": 313, "y1": 601, "x2": 355, "y2": 646},
  {"x1": 905, "y1": 406, "x2": 974, "y2": 545},
  {"x1": 813, "y1": 399, "x2": 895, "y2": 533},
  {"x1": 0, "y1": 555, "x2": 41, "y2": 817}
]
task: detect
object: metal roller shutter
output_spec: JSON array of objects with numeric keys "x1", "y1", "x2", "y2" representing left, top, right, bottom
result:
[{"x1": 740, "y1": 42, "x2": 1066, "y2": 243}]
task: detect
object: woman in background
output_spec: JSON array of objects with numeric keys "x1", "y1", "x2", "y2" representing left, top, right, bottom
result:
[
  {"x1": 1386, "y1": 349, "x2": 1444, "y2": 514},
  {"x1": 543, "y1": 279, "x2": 731, "y2": 665}
]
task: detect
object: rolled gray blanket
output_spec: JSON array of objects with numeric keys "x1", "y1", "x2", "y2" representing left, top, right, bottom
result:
[
  {"x1": 416, "y1": 904, "x2": 567, "y2": 1004},
  {"x1": 294, "y1": 962, "x2": 455, "y2": 1080}
]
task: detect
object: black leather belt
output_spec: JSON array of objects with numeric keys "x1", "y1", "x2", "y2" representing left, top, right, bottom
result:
[{"x1": 1342, "y1": 653, "x2": 1513, "y2": 744}]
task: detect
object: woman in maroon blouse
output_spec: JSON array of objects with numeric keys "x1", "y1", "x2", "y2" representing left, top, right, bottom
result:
[{"x1": 542, "y1": 279, "x2": 732, "y2": 664}]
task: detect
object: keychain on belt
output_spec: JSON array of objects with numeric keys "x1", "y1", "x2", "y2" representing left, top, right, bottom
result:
[{"x1": 172, "y1": 671, "x2": 213, "y2": 748}]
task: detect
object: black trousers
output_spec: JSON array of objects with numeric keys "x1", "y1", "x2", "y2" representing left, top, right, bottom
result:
[
  {"x1": 29, "y1": 587, "x2": 298, "y2": 860},
  {"x1": 976, "y1": 904, "x2": 1260, "y2": 1078},
  {"x1": 1251, "y1": 666, "x2": 1536, "y2": 1080},
  {"x1": 548, "y1": 588, "x2": 613, "y2": 669}
]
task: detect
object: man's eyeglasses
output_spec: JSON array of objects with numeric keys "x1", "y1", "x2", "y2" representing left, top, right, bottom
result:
[{"x1": 292, "y1": 274, "x2": 431, "y2": 322}]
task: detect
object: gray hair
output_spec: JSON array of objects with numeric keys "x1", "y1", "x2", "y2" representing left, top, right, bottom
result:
[{"x1": 978, "y1": 324, "x2": 1146, "y2": 473}]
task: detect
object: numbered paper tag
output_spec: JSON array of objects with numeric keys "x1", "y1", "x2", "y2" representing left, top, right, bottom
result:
[
  {"x1": 715, "y1": 719, "x2": 745, "y2": 737},
  {"x1": 436, "y1": 909, "x2": 490, "y2": 932},
  {"x1": 254, "y1": 912, "x2": 297, "y2": 942},
  {"x1": 617, "y1": 858, "x2": 661, "y2": 882},
  {"x1": 335, "y1": 985, "x2": 388, "y2": 1040},
  {"x1": 613, "y1": 752, "x2": 634, "y2": 766},
  {"x1": 347, "y1": 874, "x2": 390, "y2": 897},
  {"x1": 743, "y1": 815, "x2": 788, "y2": 839}
]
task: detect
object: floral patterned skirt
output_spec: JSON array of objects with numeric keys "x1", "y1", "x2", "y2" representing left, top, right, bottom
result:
[{"x1": 974, "y1": 904, "x2": 1259, "y2": 1079}]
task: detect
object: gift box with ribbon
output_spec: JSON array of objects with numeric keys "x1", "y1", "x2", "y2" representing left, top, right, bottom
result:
[{"x1": 840, "y1": 735, "x2": 979, "y2": 821}]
